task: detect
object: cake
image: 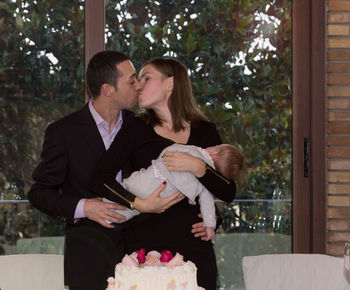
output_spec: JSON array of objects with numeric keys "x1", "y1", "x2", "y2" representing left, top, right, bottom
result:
[{"x1": 106, "y1": 249, "x2": 204, "y2": 290}]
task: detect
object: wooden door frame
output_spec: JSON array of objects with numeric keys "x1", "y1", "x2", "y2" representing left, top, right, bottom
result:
[
  {"x1": 293, "y1": 0, "x2": 326, "y2": 253},
  {"x1": 84, "y1": 0, "x2": 105, "y2": 101},
  {"x1": 85, "y1": 0, "x2": 327, "y2": 253}
]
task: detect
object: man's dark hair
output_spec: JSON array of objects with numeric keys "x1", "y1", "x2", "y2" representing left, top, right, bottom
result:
[{"x1": 86, "y1": 50, "x2": 130, "y2": 99}]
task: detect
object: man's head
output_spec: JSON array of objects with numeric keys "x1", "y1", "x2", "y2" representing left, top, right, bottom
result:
[
  {"x1": 206, "y1": 144, "x2": 245, "y2": 180},
  {"x1": 86, "y1": 50, "x2": 140, "y2": 110},
  {"x1": 86, "y1": 50, "x2": 130, "y2": 99}
]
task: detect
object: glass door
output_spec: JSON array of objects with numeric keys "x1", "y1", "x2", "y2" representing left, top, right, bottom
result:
[{"x1": 105, "y1": 1, "x2": 292, "y2": 288}]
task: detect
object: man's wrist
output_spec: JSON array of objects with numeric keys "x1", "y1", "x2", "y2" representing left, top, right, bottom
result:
[{"x1": 74, "y1": 198, "x2": 87, "y2": 218}]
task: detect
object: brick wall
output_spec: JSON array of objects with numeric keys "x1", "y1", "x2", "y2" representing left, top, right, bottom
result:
[{"x1": 327, "y1": 0, "x2": 350, "y2": 256}]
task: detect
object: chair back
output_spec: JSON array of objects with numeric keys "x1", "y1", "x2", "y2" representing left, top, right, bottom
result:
[
  {"x1": 242, "y1": 254, "x2": 350, "y2": 290},
  {"x1": 0, "y1": 254, "x2": 65, "y2": 290}
]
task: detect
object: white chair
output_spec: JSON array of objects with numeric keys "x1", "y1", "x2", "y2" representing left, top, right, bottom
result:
[
  {"x1": 242, "y1": 254, "x2": 350, "y2": 290},
  {"x1": 0, "y1": 254, "x2": 65, "y2": 290}
]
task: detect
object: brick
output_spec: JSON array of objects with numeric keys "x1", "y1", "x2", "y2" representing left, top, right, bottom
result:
[
  {"x1": 328, "y1": 232, "x2": 350, "y2": 242},
  {"x1": 328, "y1": 183, "x2": 350, "y2": 194},
  {"x1": 328, "y1": 195, "x2": 350, "y2": 206},
  {"x1": 328, "y1": 219, "x2": 350, "y2": 231},
  {"x1": 328, "y1": 99, "x2": 350, "y2": 110},
  {"x1": 328, "y1": 24, "x2": 350, "y2": 35},
  {"x1": 329, "y1": 1, "x2": 350, "y2": 11},
  {"x1": 328, "y1": 12, "x2": 350, "y2": 23},
  {"x1": 328, "y1": 86, "x2": 350, "y2": 96},
  {"x1": 328, "y1": 148, "x2": 350, "y2": 158},
  {"x1": 327, "y1": 244, "x2": 344, "y2": 256},
  {"x1": 328, "y1": 112, "x2": 350, "y2": 121},
  {"x1": 327, "y1": 62, "x2": 350, "y2": 73},
  {"x1": 328, "y1": 171, "x2": 350, "y2": 182},
  {"x1": 328, "y1": 159, "x2": 350, "y2": 169},
  {"x1": 328, "y1": 207, "x2": 350, "y2": 218},
  {"x1": 328, "y1": 50, "x2": 350, "y2": 60},
  {"x1": 328, "y1": 38, "x2": 350, "y2": 48},
  {"x1": 328, "y1": 74, "x2": 350, "y2": 85},
  {"x1": 328, "y1": 123, "x2": 350, "y2": 133}
]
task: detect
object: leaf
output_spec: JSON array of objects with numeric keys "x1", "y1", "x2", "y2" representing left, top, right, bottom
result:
[{"x1": 186, "y1": 31, "x2": 196, "y2": 53}]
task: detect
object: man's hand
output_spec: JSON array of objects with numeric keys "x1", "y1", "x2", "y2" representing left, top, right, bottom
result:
[
  {"x1": 84, "y1": 197, "x2": 127, "y2": 228},
  {"x1": 192, "y1": 214, "x2": 214, "y2": 241},
  {"x1": 162, "y1": 151, "x2": 206, "y2": 177},
  {"x1": 133, "y1": 182, "x2": 185, "y2": 213}
]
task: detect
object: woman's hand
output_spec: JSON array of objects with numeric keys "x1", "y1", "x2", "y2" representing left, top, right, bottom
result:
[
  {"x1": 162, "y1": 151, "x2": 206, "y2": 177},
  {"x1": 133, "y1": 182, "x2": 185, "y2": 213}
]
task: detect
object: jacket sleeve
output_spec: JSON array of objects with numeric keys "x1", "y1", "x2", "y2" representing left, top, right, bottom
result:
[
  {"x1": 198, "y1": 165, "x2": 236, "y2": 203},
  {"x1": 27, "y1": 123, "x2": 81, "y2": 224}
]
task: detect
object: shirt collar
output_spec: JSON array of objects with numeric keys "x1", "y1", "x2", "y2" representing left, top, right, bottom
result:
[{"x1": 88, "y1": 99, "x2": 123, "y2": 131}]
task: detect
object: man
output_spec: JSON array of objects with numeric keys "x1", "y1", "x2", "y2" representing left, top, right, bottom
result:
[{"x1": 28, "y1": 51, "x2": 184, "y2": 290}]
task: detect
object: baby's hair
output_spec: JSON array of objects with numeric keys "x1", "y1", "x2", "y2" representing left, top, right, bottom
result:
[{"x1": 212, "y1": 144, "x2": 245, "y2": 180}]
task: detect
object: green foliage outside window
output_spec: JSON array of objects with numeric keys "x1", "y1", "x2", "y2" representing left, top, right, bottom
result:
[{"x1": 0, "y1": 0, "x2": 84, "y2": 247}]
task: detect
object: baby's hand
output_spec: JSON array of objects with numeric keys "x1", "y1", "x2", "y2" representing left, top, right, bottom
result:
[{"x1": 202, "y1": 227, "x2": 215, "y2": 241}]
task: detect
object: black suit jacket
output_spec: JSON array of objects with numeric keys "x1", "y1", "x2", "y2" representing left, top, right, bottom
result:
[{"x1": 28, "y1": 104, "x2": 134, "y2": 288}]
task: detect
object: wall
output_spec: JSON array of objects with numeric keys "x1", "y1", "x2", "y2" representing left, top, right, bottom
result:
[{"x1": 327, "y1": 0, "x2": 350, "y2": 256}]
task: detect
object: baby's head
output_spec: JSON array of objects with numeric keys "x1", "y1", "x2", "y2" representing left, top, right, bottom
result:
[{"x1": 206, "y1": 144, "x2": 245, "y2": 180}]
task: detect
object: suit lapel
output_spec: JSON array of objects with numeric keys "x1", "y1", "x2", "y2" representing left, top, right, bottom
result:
[{"x1": 77, "y1": 104, "x2": 106, "y2": 155}]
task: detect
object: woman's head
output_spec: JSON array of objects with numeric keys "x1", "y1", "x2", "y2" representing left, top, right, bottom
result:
[{"x1": 138, "y1": 57, "x2": 207, "y2": 131}]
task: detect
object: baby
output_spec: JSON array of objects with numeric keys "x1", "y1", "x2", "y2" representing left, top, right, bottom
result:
[{"x1": 105, "y1": 143, "x2": 244, "y2": 240}]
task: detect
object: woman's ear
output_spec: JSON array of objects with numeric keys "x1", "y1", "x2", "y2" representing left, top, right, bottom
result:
[{"x1": 167, "y1": 76, "x2": 174, "y2": 95}]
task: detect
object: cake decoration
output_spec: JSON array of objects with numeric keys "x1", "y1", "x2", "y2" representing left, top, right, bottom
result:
[{"x1": 106, "y1": 249, "x2": 203, "y2": 290}]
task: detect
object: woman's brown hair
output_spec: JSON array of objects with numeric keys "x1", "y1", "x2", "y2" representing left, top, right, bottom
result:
[{"x1": 138, "y1": 57, "x2": 207, "y2": 131}]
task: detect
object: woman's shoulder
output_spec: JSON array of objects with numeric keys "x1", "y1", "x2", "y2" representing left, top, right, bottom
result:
[
  {"x1": 122, "y1": 110, "x2": 152, "y2": 129},
  {"x1": 192, "y1": 119, "x2": 218, "y2": 132},
  {"x1": 190, "y1": 119, "x2": 222, "y2": 147}
]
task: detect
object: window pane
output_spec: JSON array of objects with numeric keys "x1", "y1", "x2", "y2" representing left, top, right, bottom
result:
[
  {"x1": 106, "y1": 1, "x2": 292, "y2": 288},
  {"x1": 0, "y1": 0, "x2": 84, "y2": 254}
]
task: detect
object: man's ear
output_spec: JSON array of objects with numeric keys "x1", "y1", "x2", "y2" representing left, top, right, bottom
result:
[{"x1": 101, "y1": 83, "x2": 112, "y2": 96}]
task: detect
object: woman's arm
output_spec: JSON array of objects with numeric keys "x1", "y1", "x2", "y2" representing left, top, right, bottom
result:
[
  {"x1": 162, "y1": 121, "x2": 237, "y2": 202},
  {"x1": 162, "y1": 151, "x2": 236, "y2": 202},
  {"x1": 88, "y1": 115, "x2": 184, "y2": 212}
]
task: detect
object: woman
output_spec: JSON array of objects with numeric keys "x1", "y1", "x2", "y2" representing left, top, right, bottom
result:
[{"x1": 89, "y1": 58, "x2": 236, "y2": 289}]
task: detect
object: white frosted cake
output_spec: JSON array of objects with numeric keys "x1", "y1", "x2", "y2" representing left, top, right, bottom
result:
[{"x1": 106, "y1": 249, "x2": 204, "y2": 290}]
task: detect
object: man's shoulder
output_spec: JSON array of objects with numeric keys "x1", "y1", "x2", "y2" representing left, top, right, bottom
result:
[{"x1": 47, "y1": 104, "x2": 89, "y2": 130}]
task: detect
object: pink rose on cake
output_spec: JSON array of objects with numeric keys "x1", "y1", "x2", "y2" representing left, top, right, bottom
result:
[
  {"x1": 166, "y1": 253, "x2": 184, "y2": 268},
  {"x1": 145, "y1": 250, "x2": 162, "y2": 266},
  {"x1": 121, "y1": 254, "x2": 139, "y2": 267},
  {"x1": 136, "y1": 248, "x2": 146, "y2": 264},
  {"x1": 160, "y1": 250, "x2": 174, "y2": 263}
]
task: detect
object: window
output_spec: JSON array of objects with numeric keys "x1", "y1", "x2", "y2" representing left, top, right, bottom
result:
[
  {"x1": 105, "y1": 1, "x2": 292, "y2": 288},
  {"x1": 0, "y1": 0, "x2": 84, "y2": 254}
]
